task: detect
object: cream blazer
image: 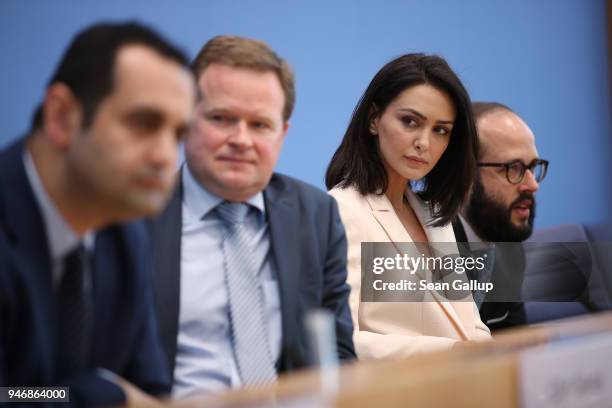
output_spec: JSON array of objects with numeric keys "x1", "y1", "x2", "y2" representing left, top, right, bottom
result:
[{"x1": 329, "y1": 184, "x2": 491, "y2": 360}]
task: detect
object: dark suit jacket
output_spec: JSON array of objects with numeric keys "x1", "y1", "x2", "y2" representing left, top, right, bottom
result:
[
  {"x1": 151, "y1": 172, "x2": 356, "y2": 381},
  {"x1": 452, "y1": 218, "x2": 527, "y2": 331},
  {"x1": 0, "y1": 139, "x2": 170, "y2": 406}
]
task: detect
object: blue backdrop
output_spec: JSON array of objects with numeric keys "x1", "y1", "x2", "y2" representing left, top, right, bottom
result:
[{"x1": 1, "y1": 0, "x2": 609, "y2": 229}]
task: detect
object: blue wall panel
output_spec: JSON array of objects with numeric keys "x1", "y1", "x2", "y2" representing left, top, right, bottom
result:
[{"x1": 1, "y1": 0, "x2": 609, "y2": 228}]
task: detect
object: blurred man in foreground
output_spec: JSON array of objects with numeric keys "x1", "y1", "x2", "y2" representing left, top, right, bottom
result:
[{"x1": 0, "y1": 22, "x2": 195, "y2": 406}]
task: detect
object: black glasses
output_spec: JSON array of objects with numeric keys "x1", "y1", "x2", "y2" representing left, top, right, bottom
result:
[{"x1": 478, "y1": 159, "x2": 549, "y2": 184}]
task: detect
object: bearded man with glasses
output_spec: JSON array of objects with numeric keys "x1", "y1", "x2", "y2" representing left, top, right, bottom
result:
[{"x1": 453, "y1": 102, "x2": 549, "y2": 331}]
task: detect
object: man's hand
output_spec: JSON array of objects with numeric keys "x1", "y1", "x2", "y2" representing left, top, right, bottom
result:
[{"x1": 116, "y1": 378, "x2": 166, "y2": 408}]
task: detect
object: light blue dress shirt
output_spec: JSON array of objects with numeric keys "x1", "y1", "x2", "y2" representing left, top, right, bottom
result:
[
  {"x1": 22, "y1": 148, "x2": 115, "y2": 380},
  {"x1": 22, "y1": 149, "x2": 94, "y2": 286},
  {"x1": 172, "y1": 165, "x2": 282, "y2": 398}
]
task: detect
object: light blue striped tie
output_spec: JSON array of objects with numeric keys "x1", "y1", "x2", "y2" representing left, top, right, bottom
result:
[{"x1": 216, "y1": 201, "x2": 277, "y2": 387}]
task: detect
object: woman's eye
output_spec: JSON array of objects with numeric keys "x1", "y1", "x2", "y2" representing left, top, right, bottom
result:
[
  {"x1": 434, "y1": 126, "x2": 451, "y2": 136},
  {"x1": 401, "y1": 117, "x2": 417, "y2": 127}
]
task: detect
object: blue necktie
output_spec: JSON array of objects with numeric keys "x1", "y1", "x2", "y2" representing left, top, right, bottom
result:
[{"x1": 216, "y1": 201, "x2": 277, "y2": 387}]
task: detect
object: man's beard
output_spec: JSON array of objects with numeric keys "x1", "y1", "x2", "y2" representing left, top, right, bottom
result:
[{"x1": 465, "y1": 178, "x2": 536, "y2": 242}]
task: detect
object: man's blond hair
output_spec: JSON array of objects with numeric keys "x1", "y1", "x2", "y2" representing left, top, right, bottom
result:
[{"x1": 192, "y1": 35, "x2": 295, "y2": 121}]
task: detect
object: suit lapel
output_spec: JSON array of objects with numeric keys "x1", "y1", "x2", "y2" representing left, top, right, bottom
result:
[
  {"x1": 405, "y1": 190, "x2": 470, "y2": 339},
  {"x1": 151, "y1": 175, "x2": 183, "y2": 374},
  {"x1": 0, "y1": 139, "x2": 57, "y2": 377},
  {"x1": 366, "y1": 189, "x2": 469, "y2": 339},
  {"x1": 264, "y1": 175, "x2": 302, "y2": 365},
  {"x1": 452, "y1": 218, "x2": 468, "y2": 243},
  {"x1": 367, "y1": 193, "x2": 412, "y2": 244}
]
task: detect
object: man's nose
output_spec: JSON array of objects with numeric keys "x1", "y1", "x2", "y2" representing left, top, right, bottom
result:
[
  {"x1": 227, "y1": 120, "x2": 254, "y2": 149},
  {"x1": 150, "y1": 129, "x2": 178, "y2": 170},
  {"x1": 518, "y1": 168, "x2": 539, "y2": 194}
]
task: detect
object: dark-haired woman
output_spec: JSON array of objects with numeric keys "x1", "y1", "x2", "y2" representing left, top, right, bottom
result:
[{"x1": 327, "y1": 54, "x2": 491, "y2": 359}]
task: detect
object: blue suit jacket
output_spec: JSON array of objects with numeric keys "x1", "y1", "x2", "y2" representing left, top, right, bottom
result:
[
  {"x1": 0, "y1": 139, "x2": 171, "y2": 406},
  {"x1": 150, "y1": 172, "x2": 356, "y2": 381}
]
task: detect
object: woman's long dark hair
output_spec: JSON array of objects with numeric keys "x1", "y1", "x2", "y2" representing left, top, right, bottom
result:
[{"x1": 325, "y1": 53, "x2": 478, "y2": 227}]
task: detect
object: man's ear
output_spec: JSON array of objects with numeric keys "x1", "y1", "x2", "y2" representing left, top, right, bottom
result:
[
  {"x1": 42, "y1": 83, "x2": 83, "y2": 149},
  {"x1": 280, "y1": 121, "x2": 290, "y2": 140}
]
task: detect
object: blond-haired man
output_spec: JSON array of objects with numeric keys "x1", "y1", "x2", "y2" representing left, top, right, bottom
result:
[{"x1": 151, "y1": 35, "x2": 355, "y2": 397}]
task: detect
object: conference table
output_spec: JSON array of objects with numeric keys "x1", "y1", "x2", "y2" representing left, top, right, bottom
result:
[{"x1": 167, "y1": 311, "x2": 612, "y2": 408}]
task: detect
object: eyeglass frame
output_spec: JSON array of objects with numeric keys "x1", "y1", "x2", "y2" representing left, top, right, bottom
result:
[{"x1": 477, "y1": 159, "x2": 549, "y2": 185}]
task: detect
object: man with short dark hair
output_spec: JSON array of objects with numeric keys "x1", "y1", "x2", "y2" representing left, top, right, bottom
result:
[
  {"x1": 0, "y1": 22, "x2": 195, "y2": 406},
  {"x1": 453, "y1": 102, "x2": 548, "y2": 330},
  {"x1": 151, "y1": 35, "x2": 355, "y2": 398}
]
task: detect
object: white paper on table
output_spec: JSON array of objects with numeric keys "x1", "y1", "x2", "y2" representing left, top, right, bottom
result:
[{"x1": 520, "y1": 332, "x2": 612, "y2": 408}]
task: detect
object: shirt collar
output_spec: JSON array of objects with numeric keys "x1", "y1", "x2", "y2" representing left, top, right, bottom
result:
[
  {"x1": 182, "y1": 163, "x2": 266, "y2": 223},
  {"x1": 22, "y1": 148, "x2": 92, "y2": 261}
]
